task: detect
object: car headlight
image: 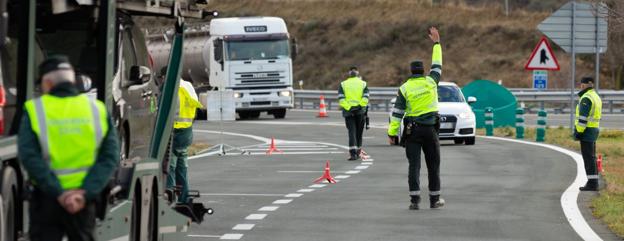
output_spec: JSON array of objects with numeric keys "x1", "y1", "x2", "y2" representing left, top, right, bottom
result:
[
  {"x1": 279, "y1": 90, "x2": 292, "y2": 97},
  {"x1": 234, "y1": 92, "x2": 243, "y2": 98},
  {"x1": 458, "y1": 112, "x2": 474, "y2": 119}
]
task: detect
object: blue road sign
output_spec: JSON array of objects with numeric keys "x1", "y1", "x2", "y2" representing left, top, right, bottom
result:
[{"x1": 533, "y1": 70, "x2": 548, "y2": 90}]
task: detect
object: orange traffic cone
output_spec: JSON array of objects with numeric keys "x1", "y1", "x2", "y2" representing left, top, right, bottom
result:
[
  {"x1": 597, "y1": 154, "x2": 604, "y2": 173},
  {"x1": 266, "y1": 137, "x2": 283, "y2": 155},
  {"x1": 314, "y1": 161, "x2": 337, "y2": 184},
  {"x1": 317, "y1": 95, "x2": 328, "y2": 118}
]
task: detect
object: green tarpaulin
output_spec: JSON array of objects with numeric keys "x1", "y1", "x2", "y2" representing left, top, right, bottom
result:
[{"x1": 462, "y1": 80, "x2": 517, "y2": 128}]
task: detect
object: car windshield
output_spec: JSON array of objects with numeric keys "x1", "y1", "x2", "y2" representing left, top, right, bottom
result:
[
  {"x1": 226, "y1": 39, "x2": 290, "y2": 61},
  {"x1": 438, "y1": 85, "x2": 465, "y2": 103}
]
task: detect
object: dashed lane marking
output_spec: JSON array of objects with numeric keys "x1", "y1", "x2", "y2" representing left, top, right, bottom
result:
[
  {"x1": 200, "y1": 193, "x2": 284, "y2": 197},
  {"x1": 334, "y1": 175, "x2": 351, "y2": 179},
  {"x1": 361, "y1": 162, "x2": 373, "y2": 165},
  {"x1": 273, "y1": 199, "x2": 293, "y2": 204},
  {"x1": 258, "y1": 206, "x2": 280, "y2": 211},
  {"x1": 245, "y1": 214, "x2": 267, "y2": 220},
  {"x1": 187, "y1": 234, "x2": 222, "y2": 238},
  {"x1": 309, "y1": 184, "x2": 326, "y2": 188},
  {"x1": 297, "y1": 189, "x2": 314, "y2": 192},
  {"x1": 220, "y1": 233, "x2": 244, "y2": 240},
  {"x1": 345, "y1": 170, "x2": 361, "y2": 174},
  {"x1": 355, "y1": 165, "x2": 369, "y2": 170},
  {"x1": 232, "y1": 224, "x2": 255, "y2": 231},
  {"x1": 285, "y1": 193, "x2": 303, "y2": 198}
]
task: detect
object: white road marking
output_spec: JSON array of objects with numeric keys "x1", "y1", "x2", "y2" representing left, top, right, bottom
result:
[
  {"x1": 220, "y1": 233, "x2": 244, "y2": 240},
  {"x1": 297, "y1": 189, "x2": 314, "y2": 192},
  {"x1": 246, "y1": 151, "x2": 345, "y2": 155},
  {"x1": 482, "y1": 136, "x2": 603, "y2": 241},
  {"x1": 245, "y1": 214, "x2": 267, "y2": 220},
  {"x1": 335, "y1": 175, "x2": 351, "y2": 179},
  {"x1": 355, "y1": 165, "x2": 369, "y2": 170},
  {"x1": 187, "y1": 234, "x2": 221, "y2": 238},
  {"x1": 108, "y1": 235, "x2": 129, "y2": 241},
  {"x1": 259, "y1": 206, "x2": 280, "y2": 211},
  {"x1": 309, "y1": 184, "x2": 326, "y2": 188},
  {"x1": 277, "y1": 170, "x2": 350, "y2": 173},
  {"x1": 361, "y1": 162, "x2": 373, "y2": 165},
  {"x1": 285, "y1": 193, "x2": 304, "y2": 198},
  {"x1": 363, "y1": 158, "x2": 374, "y2": 162},
  {"x1": 244, "y1": 148, "x2": 338, "y2": 151},
  {"x1": 232, "y1": 224, "x2": 255, "y2": 231},
  {"x1": 200, "y1": 193, "x2": 284, "y2": 197},
  {"x1": 273, "y1": 199, "x2": 293, "y2": 204},
  {"x1": 345, "y1": 170, "x2": 361, "y2": 174},
  {"x1": 159, "y1": 226, "x2": 177, "y2": 234}
]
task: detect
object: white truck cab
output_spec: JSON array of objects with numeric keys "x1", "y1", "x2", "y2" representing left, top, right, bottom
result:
[{"x1": 210, "y1": 17, "x2": 296, "y2": 119}]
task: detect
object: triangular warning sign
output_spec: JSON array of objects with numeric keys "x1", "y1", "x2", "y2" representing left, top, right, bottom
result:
[{"x1": 525, "y1": 37, "x2": 560, "y2": 71}]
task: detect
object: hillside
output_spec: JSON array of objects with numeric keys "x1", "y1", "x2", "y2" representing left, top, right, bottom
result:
[{"x1": 204, "y1": 0, "x2": 608, "y2": 90}]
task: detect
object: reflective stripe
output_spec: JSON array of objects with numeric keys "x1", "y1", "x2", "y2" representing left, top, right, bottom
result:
[
  {"x1": 578, "y1": 116, "x2": 588, "y2": 121},
  {"x1": 515, "y1": 123, "x2": 525, "y2": 127},
  {"x1": 392, "y1": 108, "x2": 405, "y2": 115},
  {"x1": 577, "y1": 122, "x2": 587, "y2": 127},
  {"x1": 390, "y1": 116, "x2": 402, "y2": 122},
  {"x1": 349, "y1": 146, "x2": 357, "y2": 150},
  {"x1": 175, "y1": 118, "x2": 193, "y2": 123},
  {"x1": 430, "y1": 191, "x2": 441, "y2": 195},
  {"x1": 485, "y1": 113, "x2": 493, "y2": 117},
  {"x1": 54, "y1": 167, "x2": 91, "y2": 175},
  {"x1": 409, "y1": 191, "x2": 421, "y2": 196},
  {"x1": 485, "y1": 120, "x2": 494, "y2": 125},
  {"x1": 34, "y1": 98, "x2": 50, "y2": 161},
  {"x1": 587, "y1": 175, "x2": 599, "y2": 179},
  {"x1": 338, "y1": 94, "x2": 345, "y2": 99},
  {"x1": 89, "y1": 100, "x2": 103, "y2": 146},
  {"x1": 432, "y1": 60, "x2": 442, "y2": 66}
]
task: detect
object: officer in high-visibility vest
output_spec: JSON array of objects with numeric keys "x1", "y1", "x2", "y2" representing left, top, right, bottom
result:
[
  {"x1": 18, "y1": 55, "x2": 119, "y2": 241},
  {"x1": 338, "y1": 66, "x2": 369, "y2": 160},
  {"x1": 574, "y1": 76, "x2": 602, "y2": 191},
  {"x1": 388, "y1": 27, "x2": 444, "y2": 210},
  {"x1": 167, "y1": 78, "x2": 203, "y2": 203}
]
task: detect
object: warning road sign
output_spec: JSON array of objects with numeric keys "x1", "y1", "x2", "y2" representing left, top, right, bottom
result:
[{"x1": 525, "y1": 37, "x2": 560, "y2": 71}]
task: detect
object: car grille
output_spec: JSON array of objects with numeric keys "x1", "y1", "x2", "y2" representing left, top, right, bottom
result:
[
  {"x1": 235, "y1": 71, "x2": 285, "y2": 86},
  {"x1": 439, "y1": 115, "x2": 457, "y2": 134}
]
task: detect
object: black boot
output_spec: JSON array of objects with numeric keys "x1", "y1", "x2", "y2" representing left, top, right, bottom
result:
[
  {"x1": 348, "y1": 150, "x2": 358, "y2": 161},
  {"x1": 409, "y1": 195, "x2": 420, "y2": 210},
  {"x1": 430, "y1": 195, "x2": 445, "y2": 209},
  {"x1": 579, "y1": 180, "x2": 599, "y2": 191}
]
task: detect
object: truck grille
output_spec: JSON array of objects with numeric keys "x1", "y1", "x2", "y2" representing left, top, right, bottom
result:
[{"x1": 235, "y1": 71, "x2": 285, "y2": 86}]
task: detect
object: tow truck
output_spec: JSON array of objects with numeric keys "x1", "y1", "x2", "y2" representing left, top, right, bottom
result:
[{"x1": 0, "y1": 0, "x2": 215, "y2": 240}]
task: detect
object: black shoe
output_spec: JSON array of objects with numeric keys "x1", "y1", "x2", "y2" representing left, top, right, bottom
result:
[
  {"x1": 348, "y1": 155, "x2": 358, "y2": 161},
  {"x1": 430, "y1": 195, "x2": 445, "y2": 209},
  {"x1": 579, "y1": 184, "x2": 598, "y2": 191},
  {"x1": 409, "y1": 195, "x2": 420, "y2": 210}
]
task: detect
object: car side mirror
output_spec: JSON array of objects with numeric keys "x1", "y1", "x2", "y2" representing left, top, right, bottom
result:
[
  {"x1": 467, "y1": 96, "x2": 477, "y2": 104},
  {"x1": 129, "y1": 65, "x2": 151, "y2": 85},
  {"x1": 75, "y1": 74, "x2": 93, "y2": 93},
  {"x1": 291, "y1": 37, "x2": 298, "y2": 61}
]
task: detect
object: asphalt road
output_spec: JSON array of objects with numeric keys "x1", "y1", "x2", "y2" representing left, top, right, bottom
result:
[{"x1": 182, "y1": 110, "x2": 618, "y2": 241}]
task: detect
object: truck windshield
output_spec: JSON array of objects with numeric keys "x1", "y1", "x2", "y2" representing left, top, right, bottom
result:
[
  {"x1": 438, "y1": 85, "x2": 466, "y2": 103},
  {"x1": 226, "y1": 39, "x2": 289, "y2": 61}
]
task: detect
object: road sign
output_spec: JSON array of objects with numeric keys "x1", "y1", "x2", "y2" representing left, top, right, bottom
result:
[
  {"x1": 525, "y1": 37, "x2": 560, "y2": 70},
  {"x1": 533, "y1": 70, "x2": 548, "y2": 90},
  {"x1": 538, "y1": 2, "x2": 608, "y2": 54}
]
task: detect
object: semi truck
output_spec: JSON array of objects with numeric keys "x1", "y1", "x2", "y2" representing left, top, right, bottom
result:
[
  {"x1": 148, "y1": 16, "x2": 298, "y2": 119},
  {"x1": 0, "y1": 0, "x2": 213, "y2": 240}
]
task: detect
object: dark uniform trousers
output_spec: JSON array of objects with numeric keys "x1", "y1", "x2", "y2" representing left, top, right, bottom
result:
[
  {"x1": 344, "y1": 112, "x2": 365, "y2": 156},
  {"x1": 580, "y1": 141, "x2": 598, "y2": 183},
  {"x1": 405, "y1": 125, "x2": 441, "y2": 195},
  {"x1": 29, "y1": 189, "x2": 96, "y2": 241}
]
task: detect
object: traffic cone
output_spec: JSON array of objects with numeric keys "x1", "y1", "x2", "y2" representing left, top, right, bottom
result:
[
  {"x1": 266, "y1": 137, "x2": 283, "y2": 155},
  {"x1": 314, "y1": 161, "x2": 337, "y2": 184},
  {"x1": 317, "y1": 95, "x2": 328, "y2": 118},
  {"x1": 597, "y1": 154, "x2": 604, "y2": 173}
]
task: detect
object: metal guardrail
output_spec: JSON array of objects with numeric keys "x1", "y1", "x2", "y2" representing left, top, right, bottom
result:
[{"x1": 293, "y1": 88, "x2": 624, "y2": 114}]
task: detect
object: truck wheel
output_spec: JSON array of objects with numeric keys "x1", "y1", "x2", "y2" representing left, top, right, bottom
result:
[
  {"x1": 130, "y1": 182, "x2": 141, "y2": 241},
  {"x1": 249, "y1": 111, "x2": 260, "y2": 119},
  {"x1": 465, "y1": 137, "x2": 476, "y2": 145},
  {"x1": 273, "y1": 109, "x2": 286, "y2": 119},
  {"x1": 454, "y1": 139, "x2": 464, "y2": 144},
  {"x1": 238, "y1": 111, "x2": 250, "y2": 120},
  {"x1": 0, "y1": 167, "x2": 18, "y2": 241}
]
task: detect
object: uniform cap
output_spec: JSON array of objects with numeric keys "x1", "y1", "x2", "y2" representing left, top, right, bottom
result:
[
  {"x1": 39, "y1": 55, "x2": 73, "y2": 78},
  {"x1": 580, "y1": 77, "x2": 594, "y2": 84},
  {"x1": 410, "y1": 60, "x2": 424, "y2": 73}
]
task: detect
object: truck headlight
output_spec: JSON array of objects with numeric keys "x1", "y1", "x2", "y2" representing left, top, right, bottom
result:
[
  {"x1": 234, "y1": 92, "x2": 243, "y2": 98},
  {"x1": 459, "y1": 112, "x2": 474, "y2": 119},
  {"x1": 279, "y1": 90, "x2": 292, "y2": 97}
]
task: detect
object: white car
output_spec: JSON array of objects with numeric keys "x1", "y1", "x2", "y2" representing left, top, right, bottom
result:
[{"x1": 390, "y1": 81, "x2": 477, "y2": 145}]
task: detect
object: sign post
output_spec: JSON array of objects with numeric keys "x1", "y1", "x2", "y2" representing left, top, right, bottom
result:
[{"x1": 537, "y1": 1, "x2": 608, "y2": 131}]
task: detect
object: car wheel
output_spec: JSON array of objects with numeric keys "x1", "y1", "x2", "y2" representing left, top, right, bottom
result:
[
  {"x1": 273, "y1": 109, "x2": 286, "y2": 119},
  {"x1": 465, "y1": 137, "x2": 476, "y2": 145},
  {"x1": 454, "y1": 139, "x2": 464, "y2": 144}
]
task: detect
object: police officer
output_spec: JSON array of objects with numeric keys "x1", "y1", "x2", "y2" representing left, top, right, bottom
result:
[
  {"x1": 18, "y1": 55, "x2": 119, "y2": 241},
  {"x1": 388, "y1": 27, "x2": 444, "y2": 210},
  {"x1": 575, "y1": 77, "x2": 602, "y2": 191},
  {"x1": 338, "y1": 66, "x2": 369, "y2": 160},
  {"x1": 167, "y1": 78, "x2": 203, "y2": 203}
]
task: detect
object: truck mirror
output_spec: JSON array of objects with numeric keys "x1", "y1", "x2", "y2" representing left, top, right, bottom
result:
[
  {"x1": 291, "y1": 38, "x2": 298, "y2": 61},
  {"x1": 213, "y1": 39, "x2": 223, "y2": 64},
  {"x1": 129, "y1": 65, "x2": 152, "y2": 85},
  {"x1": 75, "y1": 73, "x2": 93, "y2": 93}
]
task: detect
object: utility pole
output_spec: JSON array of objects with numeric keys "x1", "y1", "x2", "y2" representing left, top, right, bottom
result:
[{"x1": 504, "y1": 0, "x2": 509, "y2": 16}]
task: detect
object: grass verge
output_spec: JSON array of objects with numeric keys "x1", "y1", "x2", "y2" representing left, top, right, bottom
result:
[{"x1": 477, "y1": 127, "x2": 624, "y2": 237}]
